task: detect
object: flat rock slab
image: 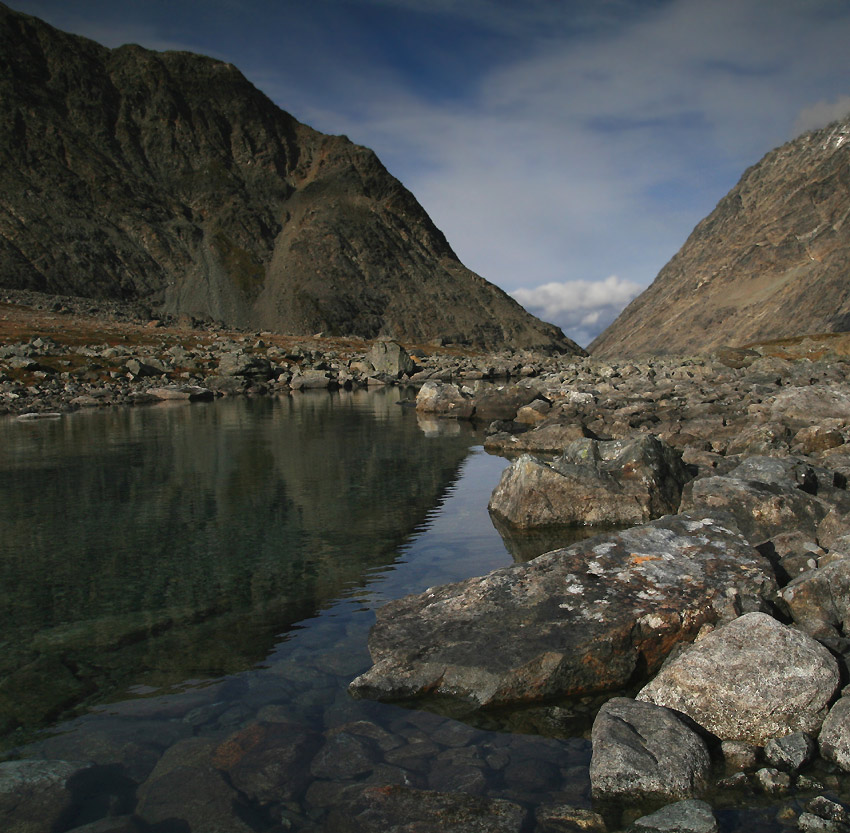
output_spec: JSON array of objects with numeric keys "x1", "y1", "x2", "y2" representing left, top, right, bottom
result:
[
  {"x1": 325, "y1": 785, "x2": 527, "y2": 833},
  {"x1": 147, "y1": 384, "x2": 214, "y2": 401},
  {"x1": 349, "y1": 514, "x2": 777, "y2": 710},
  {"x1": 629, "y1": 799, "x2": 718, "y2": 833},
  {"x1": 638, "y1": 612, "x2": 839, "y2": 745}
]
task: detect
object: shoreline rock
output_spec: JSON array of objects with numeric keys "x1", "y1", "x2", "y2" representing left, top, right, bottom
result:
[{"x1": 349, "y1": 514, "x2": 776, "y2": 709}]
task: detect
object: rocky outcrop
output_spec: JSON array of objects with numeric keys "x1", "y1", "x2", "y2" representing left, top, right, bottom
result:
[
  {"x1": 591, "y1": 115, "x2": 850, "y2": 356},
  {"x1": 0, "y1": 5, "x2": 580, "y2": 354},
  {"x1": 488, "y1": 435, "x2": 691, "y2": 528},
  {"x1": 349, "y1": 514, "x2": 776, "y2": 711}
]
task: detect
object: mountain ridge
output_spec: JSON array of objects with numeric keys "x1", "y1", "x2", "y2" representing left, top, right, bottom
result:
[
  {"x1": 0, "y1": 3, "x2": 581, "y2": 353},
  {"x1": 590, "y1": 114, "x2": 850, "y2": 356}
]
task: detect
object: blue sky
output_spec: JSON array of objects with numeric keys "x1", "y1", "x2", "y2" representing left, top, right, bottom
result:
[{"x1": 10, "y1": 0, "x2": 850, "y2": 346}]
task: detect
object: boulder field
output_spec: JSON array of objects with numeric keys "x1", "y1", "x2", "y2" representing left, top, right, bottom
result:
[{"x1": 351, "y1": 340, "x2": 850, "y2": 828}]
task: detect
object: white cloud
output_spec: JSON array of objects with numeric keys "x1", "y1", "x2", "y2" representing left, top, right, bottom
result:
[
  {"x1": 793, "y1": 95, "x2": 850, "y2": 136},
  {"x1": 511, "y1": 276, "x2": 642, "y2": 346},
  {"x1": 314, "y1": 0, "x2": 850, "y2": 308}
]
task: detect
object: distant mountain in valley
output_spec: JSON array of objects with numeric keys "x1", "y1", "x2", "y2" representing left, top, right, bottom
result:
[
  {"x1": 591, "y1": 115, "x2": 850, "y2": 356},
  {"x1": 0, "y1": 3, "x2": 581, "y2": 353}
]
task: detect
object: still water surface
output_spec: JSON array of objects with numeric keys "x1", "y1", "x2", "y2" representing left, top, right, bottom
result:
[{"x1": 0, "y1": 391, "x2": 783, "y2": 831}]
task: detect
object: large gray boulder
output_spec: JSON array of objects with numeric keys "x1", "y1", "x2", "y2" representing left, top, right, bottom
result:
[
  {"x1": 590, "y1": 698, "x2": 711, "y2": 805},
  {"x1": 682, "y1": 472, "x2": 830, "y2": 544},
  {"x1": 638, "y1": 612, "x2": 839, "y2": 745},
  {"x1": 367, "y1": 341, "x2": 415, "y2": 378},
  {"x1": 291, "y1": 369, "x2": 337, "y2": 390},
  {"x1": 483, "y1": 421, "x2": 589, "y2": 455},
  {"x1": 781, "y1": 558, "x2": 850, "y2": 639},
  {"x1": 349, "y1": 514, "x2": 776, "y2": 711},
  {"x1": 488, "y1": 435, "x2": 691, "y2": 528},
  {"x1": 818, "y1": 696, "x2": 850, "y2": 771},
  {"x1": 415, "y1": 381, "x2": 475, "y2": 419},
  {"x1": 770, "y1": 386, "x2": 850, "y2": 426},
  {"x1": 216, "y1": 351, "x2": 272, "y2": 378},
  {"x1": 470, "y1": 384, "x2": 540, "y2": 421}
]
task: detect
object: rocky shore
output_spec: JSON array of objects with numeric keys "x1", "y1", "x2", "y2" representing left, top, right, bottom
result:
[
  {"x1": 348, "y1": 337, "x2": 850, "y2": 830},
  {"x1": 7, "y1": 290, "x2": 850, "y2": 831},
  {"x1": 0, "y1": 290, "x2": 570, "y2": 418}
]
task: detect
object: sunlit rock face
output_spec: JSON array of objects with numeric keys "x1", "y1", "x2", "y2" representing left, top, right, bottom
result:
[
  {"x1": 591, "y1": 116, "x2": 850, "y2": 356},
  {"x1": 349, "y1": 514, "x2": 777, "y2": 711},
  {"x1": 0, "y1": 4, "x2": 581, "y2": 354}
]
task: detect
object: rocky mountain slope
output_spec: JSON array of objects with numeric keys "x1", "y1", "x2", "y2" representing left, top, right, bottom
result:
[
  {"x1": 591, "y1": 115, "x2": 850, "y2": 356},
  {"x1": 0, "y1": 3, "x2": 579, "y2": 353}
]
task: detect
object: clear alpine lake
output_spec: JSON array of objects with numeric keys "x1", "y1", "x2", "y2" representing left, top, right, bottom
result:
[{"x1": 0, "y1": 390, "x2": 801, "y2": 831}]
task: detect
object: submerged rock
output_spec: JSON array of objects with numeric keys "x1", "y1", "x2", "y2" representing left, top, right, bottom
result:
[
  {"x1": 324, "y1": 785, "x2": 528, "y2": 833},
  {"x1": 135, "y1": 737, "x2": 256, "y2": 833},
  {"x1": 629, "y1": 799, "x2": 718, "y2": 833},
  {"x1": 349, "y1": 514, "x2": 776, "y2": 711},
  {"x1": 0, "y1": 759, "x2": 93, "y2": 833},
  {"x1": 637, "y1": 612, "x2": 839, "y2": 745}
]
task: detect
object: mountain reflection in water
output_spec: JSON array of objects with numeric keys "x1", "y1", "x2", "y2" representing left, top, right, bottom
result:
[{"x1": 0, "y1": 389, "x2": 484, "y2": 741}]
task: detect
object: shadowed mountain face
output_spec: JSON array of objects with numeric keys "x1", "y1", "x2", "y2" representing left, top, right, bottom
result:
[
  {"x1": 591, "y1": 116, "x2": 850, "y2": 357},
  {"x1": 0, "y1": 3, "x2": 581, "y2": 354}
]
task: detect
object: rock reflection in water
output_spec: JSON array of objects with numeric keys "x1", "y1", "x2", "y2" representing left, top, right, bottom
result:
[
  {"x1": 490, "y1": 513, "x2": 625, "y2": 563},
  {"x1": 0, "y1": 389, "x2": 478, "y2": 741}
]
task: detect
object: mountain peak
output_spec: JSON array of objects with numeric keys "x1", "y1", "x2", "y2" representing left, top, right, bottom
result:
[
  {"x1": 590, "y1": 112, "x2": 850, "y2": 357},
  {"x1": 0, "y1": 3, "x2": 581, "y2": 354}
]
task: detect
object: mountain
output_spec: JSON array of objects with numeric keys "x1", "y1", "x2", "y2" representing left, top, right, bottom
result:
[
  {"x1": 590, "y1": 116, "x2": 850, "y2": 357},
  {"x1": 0, "y1": 4, "x2": 580, "y2": 354}
]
